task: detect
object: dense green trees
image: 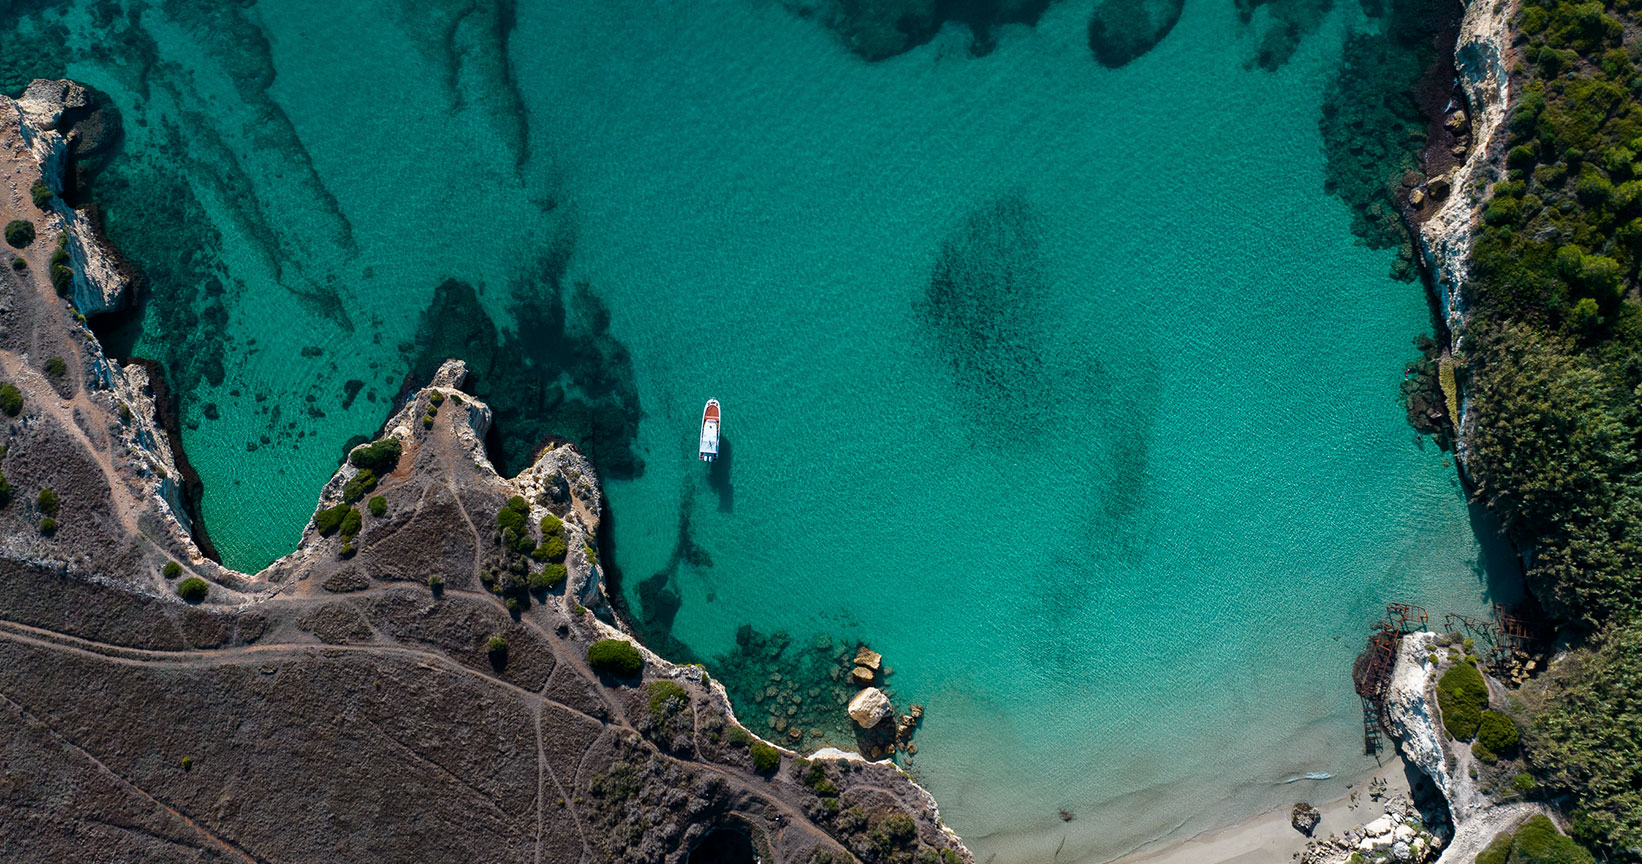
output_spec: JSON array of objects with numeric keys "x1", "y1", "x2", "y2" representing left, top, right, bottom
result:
[{"x1": 1463, "y1": 0, "x2": 1642, "y2": 854}]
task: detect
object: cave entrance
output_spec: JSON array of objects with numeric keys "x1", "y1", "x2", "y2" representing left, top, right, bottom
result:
[{"x1": 686, "y1": 829, "x2": 758, "y2": 864}]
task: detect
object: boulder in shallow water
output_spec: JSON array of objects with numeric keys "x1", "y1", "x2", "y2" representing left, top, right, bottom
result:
[
  {"x1": 850, "y1": 666, "x2": 876, "y2": 686},
  {"x1": 1291, "y1": 802, "x2": 1321, "y2": 836},
  {"x1": 848, "y1": 687, "x2": 892, "y2": 728},
  {"x1": 853, "y1": 646, "x2": 882, "y2": 670}
]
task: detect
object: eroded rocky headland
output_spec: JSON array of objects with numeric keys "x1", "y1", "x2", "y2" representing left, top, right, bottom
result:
[{"x1": 0, "y1": 80, "x2": 971, "y2": 864}]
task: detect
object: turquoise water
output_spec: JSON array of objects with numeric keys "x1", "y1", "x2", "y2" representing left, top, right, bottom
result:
[{"x1": 7, "y1": 0, "x2": 1513, "y2": 859}]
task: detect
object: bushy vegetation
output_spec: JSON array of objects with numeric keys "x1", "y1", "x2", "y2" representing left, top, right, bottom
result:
[
  {"x1": 496, "y1": 495, "x2": 529, "y2": 534},
  {"x1": 4, "y1": 220, "x2": 34, "y2": 249},
  {"x1": 646, "y1": 680, "x2": 689, "y2": 723},
  {"x1": 48, "y1": 242, "x2": 71, "y2": 296},
  {"x1": 162, "y1": 561, "x2": 181, "y2": 579},
  {"x1": 0, "y1": 471, "x2": 11, "y2": 507},
  {"x1": 43, "y1": 357, "x2": 66, "y2": 377},
  {"x1": 0, "y1": 383, "x2": 22, "y2": 417},
  {"x1": 368, "y1": 495, "x2": 387, "y2": 517},
  {"x1": 348, "y1": 438, "x2": 401, "y2": 474},
  {"x1": 30, "y1": 180, "x2": 51, "y2": 210},
  {"x1": 587, "y1": 639, "x2": 643, "y2": 678},
  {"x1": 1495, "y1": 815, "x2": 1597, "y2": 864},
  {"x1": 1459, "y1": 0, "x2": 1642, "y2": 854},
  {"x1": 313, "y1": 503, "x2": 352, "y2": 536},
  {"x1": 341, "y1": 469, "x2": 377, "y2": 502},
  {"x1": 486, "y1": 634, "x2": 507, "y2": 655},
  {"x1": 1478, "y1": 710, "x2": 1521, "y2": 756},
  {"x1": 1437, "y1": 661, "x2": 1489, "y2": 740},
  {"x1": 528, "y1": 564, "x2": 566, "y2": 592},
  {"x1": 1525, "y1": 619, "x2": 1642, "y2": 852},
  {"x1": 176, "y1": 576, "x2": 209, "y2": 603},
  {"x1": 750, "y1": 740, "x2": 780, "y2": 775},
  {"x1": 38, "y1": 517, "x2": 55, "y2": 536},
  {"x1": 1477, "y1": 830, "x2": 1514, "y2": 864},
  {"x1": 36, "y1": 487, "x2": 58, "y2": 516}
]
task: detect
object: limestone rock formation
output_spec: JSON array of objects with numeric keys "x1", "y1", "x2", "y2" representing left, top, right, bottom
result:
[
  {"x1": 5, "y1": 81, "x2": 130, "y2": 317},
  {"x1": 1414, "y1": 0, "x2": 1514, "y2": 461},
  {"x1": 1292, "y1": 802, "x2": 1321, "y2": 836},
  {"x1": 850, "y1": 686, "x2": 893, "y2": 727}
]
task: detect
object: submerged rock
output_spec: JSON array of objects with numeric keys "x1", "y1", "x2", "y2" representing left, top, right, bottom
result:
[
  {"x1": 848, "y1": 687, "x2": 892, "y2": 728},
  {"x1": 1087, "y1": 0, "x2": 1186, "y2": 69}
]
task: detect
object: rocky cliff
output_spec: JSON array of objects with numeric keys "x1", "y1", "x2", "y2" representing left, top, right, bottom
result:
[
  {"x1": 0, "y1": 79, "x2": 972, "y2": 864},
  {"x1": 1381, "y1": 632, "x2": 1545, "y2": 864},
  {"x1": 1415, "y1": 0, "x2": 1514, "y2": 459}
]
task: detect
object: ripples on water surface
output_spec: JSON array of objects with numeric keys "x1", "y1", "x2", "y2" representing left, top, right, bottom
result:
[{"x1": 2, "y1": 0, "x2": 1517, "y2": 858}]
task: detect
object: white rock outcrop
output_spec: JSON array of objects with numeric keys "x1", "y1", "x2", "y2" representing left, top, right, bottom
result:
[
  {"x1": 1416, "y1": 0, "x2": 1514, "y2": 463},
  {"x1": 7, "y1": 80, "x2": 130, "y2": 316},
  {"x1": 848, "y1": 687, "x2": 892, "y2": 728}
]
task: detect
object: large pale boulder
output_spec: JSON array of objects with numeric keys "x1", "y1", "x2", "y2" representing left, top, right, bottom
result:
[{"x1": 848, "y1": 687, "x2": 892, "y2": 728}]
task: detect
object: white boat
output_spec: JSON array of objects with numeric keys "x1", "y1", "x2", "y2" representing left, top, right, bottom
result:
[{"x1": 699, "y1": 399, "x2": 721, "y2": 462}]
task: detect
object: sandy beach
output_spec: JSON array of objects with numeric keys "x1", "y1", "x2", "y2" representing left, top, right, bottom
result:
[{"x1": 1108, "y1": 755, "x2": 1416, "y2": 864}]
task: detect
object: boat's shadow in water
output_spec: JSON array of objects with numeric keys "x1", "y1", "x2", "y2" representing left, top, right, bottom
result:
[{"x1": 708, "y1": 434, "x2": 733, "y2": 513}]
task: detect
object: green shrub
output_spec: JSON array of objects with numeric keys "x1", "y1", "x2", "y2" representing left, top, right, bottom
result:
[
  {"x1": 162, "y1": 561, "x2": 182, "y2": 579},
  {"x1": 647, "y1": 680, "x2": 689, "y2": 722},
  {"x1": 429, "y1": 390, "x2": 445, "y2": 406},
  {"x1": 36, "y1": 487, "x2": 58, "y2": 516},
  {"x1": 528, "y1": 564, "x2": 566, "y2": 592},
  {"x1": 0, "y1": 472, "x2": 11, "y2": 507},
  {"x1": 341, "y1": 469, "x2": 377, "y2": 502},
  {"x1": 1437, "y1": 662, "x2": 1489, "y2": 740},
  {"x1": 313, "y1": 503, "x2": 351, "y2": 536},
  {"x1": 1509, "y1": 814, "x2": 1596, "y2": 864},
  {"x1": 30, "y1": 180, "x2": 52, "y2": 209},
  {"x1": 1476, "y1": 831, "x2": 1513, "y2": 864},
  {"x1": 750, "y1": 740, "x2": 780, "y2": 774},
  {"x1": 176, "y1": 577, "x2": 209, "y2": 603},
  {"x1": 428, "y1": 574, "x2": 444, "y2": 591},
  {"x1": 540, "y1": 513, "x2": 563, "y2": 535},
  {"x1": 535, "y1": 534, "x2": 567, "y2": 562},
  {"x1": 486, "y1": 635, "x2": 508, "y2": 655},
  {"x1": 180, "y1": 756, "x2": 193, "y2": 772},
  {"x1": 50, "y1": 262, "x2": 72, "y2": 296},
  {"x1": 726, "y1": 725, "x2": 752, "y2": 748},
  {"x1": 1513, "y1": 772, "x2": 1538, "y2": 794},
  {"x1": 368, "y1": 495, "x2": 387, "y2": 517},
  {"x1": 348, "y1": 438, "x2": 402, "y2": 474},
  {"x1": 585, "y1": 545, "x2": 598, "y2": 566},
  {"x1": 43, "y1": 357, "x2": 66, "y2": 377},
  {"x1": 4, "y1": 220, "x2": 34, "y2": 249},
  {"x1": 339, "y1": 507, "x2": 362, "y2": 538},
  {"x1": 38, "y1": 517, "x2": 55, "y2": 536},
  {"x1": 0, "y1": 383, "x2": 22, "y2": 417},
  {"x1": 1478, "y1": 710, "x2": 1520, "y2": 754},
  {"x1": 497, "y1": 497, "x2": 529, "y2": 534},
  {"x1": 421, "y1": 415, "x2": 433, "y2": 429},
  {"x1": 804, "y1": 764, "x2": 839, "y2": 797},
  {"x1": 587, "y1": 639, "x2": 643, "y2": 677},
  {"x1": 9, "y1": 257, "x2": 22, "y2": 271},
  {"x1": 505, "y1": 596, "x2": 521, "y2": 614},
  {"x1": 1474, "y1": 739, "x2": 1500, "y2": 763}
]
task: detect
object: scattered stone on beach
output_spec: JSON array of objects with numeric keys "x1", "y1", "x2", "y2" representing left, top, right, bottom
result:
[
  {"x1": 848, "y1": 687, "x2": 892, "y2": 728},
  {"x1": 853, "y1": 646, "x2": 882, "y2": 671},
  {"x1": 1291, "y1": 802, "x2": 1321, "y2": 836}
]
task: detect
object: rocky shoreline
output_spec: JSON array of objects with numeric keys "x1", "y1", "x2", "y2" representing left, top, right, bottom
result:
[
  {"x1": 0, "y1": 78, "x2": 972, "y2": 863},
  {"x1": 1413, "y1": 0, "x2": 1517, "y2": 462}
]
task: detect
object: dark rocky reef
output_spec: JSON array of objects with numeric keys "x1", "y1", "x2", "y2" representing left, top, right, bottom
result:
[
  {"x1": 786, "y1": 0, "x2": 1055, "y2": 61},
  {"x1": 1086, "y1": 0, "x2": 1185, "y2": 68}
]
